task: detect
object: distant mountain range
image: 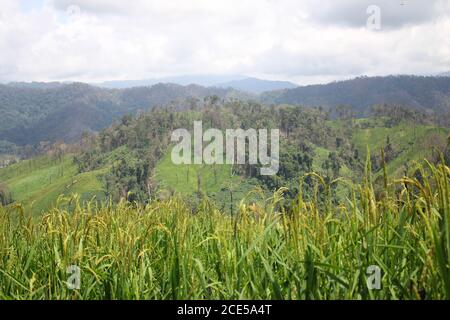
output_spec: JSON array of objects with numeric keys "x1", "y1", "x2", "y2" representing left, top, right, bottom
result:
[
  {"x1": 5, "y1": 82, "x2": 68, "y2": 89},
  {"x1": 262, "y1": 75, "x2": 450, "y2": 116},
  {"x1": 97, "y1": 75, "x2": 298, "y2": 94},
  {"x1": 215, "y1": 77, "x2": 297, "y2": 94},
  {"x1": 96, "y1": 75, "x2": 245, "y2": 89},
  {"x1": 1, "y1": 75, "x2": 449, "y2": 149}
]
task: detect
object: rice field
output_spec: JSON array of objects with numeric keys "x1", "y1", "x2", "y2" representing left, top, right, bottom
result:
[{"x1": 0, "y1": 160, "x2": 449, "y2": 300}]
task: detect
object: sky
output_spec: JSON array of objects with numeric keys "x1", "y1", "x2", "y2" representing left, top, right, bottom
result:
[{"x1": 0, "y1": 0, "x2": 449, "y2": 85}]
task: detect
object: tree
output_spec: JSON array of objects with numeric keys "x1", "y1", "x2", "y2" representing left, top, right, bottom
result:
[
  {"x1": 444, "y1": 134, "x2": 450, "y2": 166},
  {"x1": 335, "y1": 105, "x2": 355, "y2": 121},
  {"x1": 0, "y1": 183, "x2": 12, "y2": 206}
]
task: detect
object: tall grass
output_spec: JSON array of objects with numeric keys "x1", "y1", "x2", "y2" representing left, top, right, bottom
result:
[{"x1": 0, "y1": 160, "x2": 449, "y2": 300}]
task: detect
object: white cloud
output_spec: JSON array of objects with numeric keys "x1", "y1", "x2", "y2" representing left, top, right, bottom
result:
[
  {"x1": 301, "y1": 0, "x2": 449, "y2": 29},
  {"x1": 0, "y1": 0, "x2": 449, "y2": 84}
]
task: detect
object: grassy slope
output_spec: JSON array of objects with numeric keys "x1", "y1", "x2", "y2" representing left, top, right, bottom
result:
[
  {"x1": 156, "y1": 121, "x2": 430, "y2": 202},
  {"x1": 1, "y1": 119, "x2": 447, "y2": 214},
  {"x1": 0, "y1": 154, "x2": 106, "y2": 214},
  {"x1": 155, "y1": 150, "x2": 263, "y2": 210},
  {"x1": 156, "y1": 151, "x2": 240, "y2": 194},
  {"x1": 155, "y1": 143, "x2": 355, "y2": 212},
  {"x1": 352, "y1": 120, "x2": 448, "y2": 176}
]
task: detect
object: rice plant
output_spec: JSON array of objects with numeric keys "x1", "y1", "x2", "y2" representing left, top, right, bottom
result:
[{"x1": 0, "y1": 160, "x2": 449, "y2": 300}]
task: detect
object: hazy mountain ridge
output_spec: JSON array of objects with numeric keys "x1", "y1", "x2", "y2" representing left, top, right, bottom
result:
[
  {"x1": 4, "y1": 82, "x2": 69, "y2": 89},
  {"x1": 262, "y1": 75, "x2": 450, "y2": 116},
  {"x1": 215, "y1": 77, "x2": 297, "y2": 94},
  {"x1": 97, "y1": 75, "x2": 297, "y2": 93},
  {"x1": 96, "y1": 75, "x2": 247, "y2": 89}
]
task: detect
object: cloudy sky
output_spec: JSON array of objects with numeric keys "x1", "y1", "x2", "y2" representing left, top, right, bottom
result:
[{"x1": 0, "y1": 0, "x2": 449, "y2": 85}]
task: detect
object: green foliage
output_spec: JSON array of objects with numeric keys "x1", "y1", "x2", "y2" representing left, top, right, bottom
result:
[
  {"x1": 104, "y1": 151, "x2": 150, "y2": 203},
  {"x1": 0, "y1": 160, "x2": 449, "y2": 299},
  {"x1": 262, "y1": 75, "x2": 450, "y2": 123},
  {"x1": 1, "y1": 101, "x2": 448, "y2": 217},
  {"x1": 0, "y1": 183, "x2": 12, "y2": 206},
  {"x1": 0, "y1": 155, "x2": 106, "y2": 214},
  {"x1": 1, "y1": 95, "x2": 450, "y2": 299},
  {"x1": 352, "y1": 120, "x2": 449, "y2": 177},
  {"x1": 73, "y1": 102, "x2": 357, "y2": 206},
  {"x1": 0, "y1": 83, "x2": 242, "y2": 147},
  {"x1": 155, "y1": 150, "x2": 261, "y2": 213}
]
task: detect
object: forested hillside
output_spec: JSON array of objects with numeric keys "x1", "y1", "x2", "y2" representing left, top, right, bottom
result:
[
  {"x1": 2, "y1": 75, "x2": 450, "y2": 153},
  {"x1": 262, "y1": 76, "x2": 450, "y2": 119},
  {"x1": 1, "y1": 98, "x2": 448, "y2": 214},
  {"x1": 0, "y1": 82, "x2": 243, "y2": 148}
]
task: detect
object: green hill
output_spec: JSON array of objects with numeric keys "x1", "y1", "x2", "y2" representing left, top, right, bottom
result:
[
  {"x1": 1, "y1": 110, "x2": 448, "y2": 215},
  {"x1": 352, "y1": 120, "x2": 448, "y2": 177},
  {"x1": 155, "y1": 149, "x2": 264, "y2": 212},
  {"x1": 156, "y1": 151, "x2": 240, "y2": 194},
  {"x1": 0, "y1": 154, "x2": 106, "y2": 214}
]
